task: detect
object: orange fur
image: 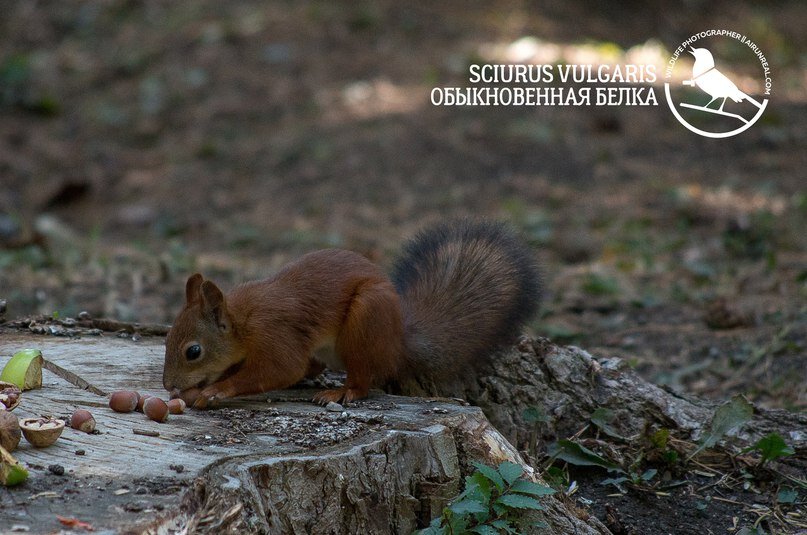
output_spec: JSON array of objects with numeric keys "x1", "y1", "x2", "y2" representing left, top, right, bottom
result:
[
  {"x1": 163, "y1": 220, "x2": 540, "y2": 407},
  {"x1": 164, "y1": 249, "x2": 405, "y2": 407}
]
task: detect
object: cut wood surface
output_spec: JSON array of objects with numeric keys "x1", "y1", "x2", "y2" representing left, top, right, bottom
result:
[
  {"x1": 0, "y1": 332, "x2": 608, "y2": 534},
  {"x1": 0, "y1": 333, "x2": 245, "y2": 533}
]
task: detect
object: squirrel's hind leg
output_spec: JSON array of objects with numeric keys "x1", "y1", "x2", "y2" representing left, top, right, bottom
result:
[
  {"x1": 313, "y1": 280, "x2": 404, "y2": 405},
  {"x1": 312, "y1": 385, "x2": 366, "y2": 405}
]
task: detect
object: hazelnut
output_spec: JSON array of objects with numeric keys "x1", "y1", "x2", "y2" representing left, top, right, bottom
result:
[
  {"x1": 0, "y1": 411, "x2": 21, "y2": 452},
  {"x1": 70, "y1": 409, "x2": 96, "y2": 433},
  {"x1": 109, "y1": 391, "x2": 139, "y2": 413},
  {"x1": 143, "y1": 397, "x2": 169, "y2": 423},
  {"x1": 136, "y1": 394, "x2": 152, "y2": 412},
  {"x1": 19, "y1": 417, "x2": 65, "y2": 447},
  {"x1": 166, "y1": 398, "x2": 186, "y2": 414}
]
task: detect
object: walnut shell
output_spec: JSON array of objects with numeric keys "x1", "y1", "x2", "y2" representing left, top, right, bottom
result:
[{"x1": 19, "y1": 417, "x2": 65, "y2": 447}]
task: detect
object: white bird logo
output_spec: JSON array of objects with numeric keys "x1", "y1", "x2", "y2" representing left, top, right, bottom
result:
[{"x1": 683, "y1": 48, "x2": 762, "y2": 112}]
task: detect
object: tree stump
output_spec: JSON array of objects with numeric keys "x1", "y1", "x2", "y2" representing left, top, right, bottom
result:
[
  {"x1": 0, "y1": 331, "x2": 606, "y2": 534},
  {"x1": 1, "y1": 328, "x2": 803, "y2": 534}
]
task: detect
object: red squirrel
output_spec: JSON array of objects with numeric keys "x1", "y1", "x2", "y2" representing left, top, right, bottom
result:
[{"x1": 163, "y1": 220, "x2": 540, "y2": 408}]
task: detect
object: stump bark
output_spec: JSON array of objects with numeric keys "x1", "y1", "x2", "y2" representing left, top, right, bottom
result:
[
  {"x1": 177, "y1": 399, "x2": 608, "y2": 534},
  {"x1": 400, "y1": 336, "x2": 806, "y2": 477},
  {"x1": 473, "y1": 337, "x2": 806, "y2": 451}
]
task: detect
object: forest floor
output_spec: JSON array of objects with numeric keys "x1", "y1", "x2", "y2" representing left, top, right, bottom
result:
[{"x1": 1, "y1": 2, "x2": 805, "y2": 533}]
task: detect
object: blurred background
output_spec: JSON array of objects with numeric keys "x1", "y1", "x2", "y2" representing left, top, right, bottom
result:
[{"x1": 0, "y1": 1, "x2": 805, "y2": 411}]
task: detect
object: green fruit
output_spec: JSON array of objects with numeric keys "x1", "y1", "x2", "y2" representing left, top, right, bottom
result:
[
  {"x1": 0, "y1": 349, "x2": 43, "y2": 391},
  {"x1": 0, "y1": 445, "x2": 28, "y2": 486}
]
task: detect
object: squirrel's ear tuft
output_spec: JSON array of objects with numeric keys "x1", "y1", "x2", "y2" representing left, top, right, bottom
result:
[
  {"x1": 185, "y1": 273, "x2": 204, "y2": 304},
  {"x1": 200, "y1": 280, "x2": 226, "y2": 323}
]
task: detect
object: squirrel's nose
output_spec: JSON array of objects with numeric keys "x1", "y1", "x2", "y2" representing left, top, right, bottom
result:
[{"x1": 163, "y1": 373, "x2": 176, "y2": 393}]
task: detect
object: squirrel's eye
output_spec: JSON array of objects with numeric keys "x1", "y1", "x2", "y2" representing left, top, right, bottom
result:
[{"x1": 185, "y1": 344, "x2": 202, "y2": 361}]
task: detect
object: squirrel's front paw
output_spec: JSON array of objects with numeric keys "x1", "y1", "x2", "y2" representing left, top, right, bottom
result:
[
  {"x1": 174, "y1": 387, "x2": 201, "y2": 407},
  {"x1": 193, "y1": 385, "x2": 230, "y2": 409}
]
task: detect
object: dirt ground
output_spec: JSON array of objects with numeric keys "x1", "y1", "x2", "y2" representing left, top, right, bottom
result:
[{"x1": 1, "y1": 1, "x2": 805, "y2": 534}]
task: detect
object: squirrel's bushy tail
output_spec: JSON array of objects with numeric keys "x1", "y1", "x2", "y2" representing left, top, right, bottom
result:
[{"x1": 391, "y1": 220, "x2": 541, "y2": 384}]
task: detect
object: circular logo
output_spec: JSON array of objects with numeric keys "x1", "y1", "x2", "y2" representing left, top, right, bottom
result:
[{"x1": 664, "y1": 30, "x2": 771, "y2": 138}]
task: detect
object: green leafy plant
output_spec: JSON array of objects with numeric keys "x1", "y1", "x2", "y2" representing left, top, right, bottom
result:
[
  {"x1": 598, "y1": 446, "x2": 657, "y2": 493},
  {"x1": 741, "y1": 433, "x2": 795, "y2": 467},
  {"x1": 649, "y1": 428, "x2": 669, "y2": 449},
  {"x1": 648, "y1": 428, "x2": 679, "y2": 465},
  {"x1": 601, "y1": 468, "x2": 657, "y2": 493},
  {"x1": 541, "y1": 466, "x2": 568, "y2": 489},
  {"x1": 419, "y1": 461, "x2": 555, "y2": 534},
  {"x1": 547, "y1": 439, "x2": 622, "y2": 472},
  {"x1": 523, "y1": 406, "x2": 549, "y2": 459},
  {"x1": 689, "y1": 394, "x2": 753, "y2": 459}
]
